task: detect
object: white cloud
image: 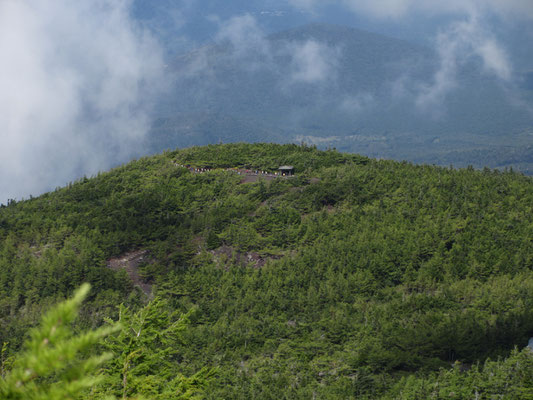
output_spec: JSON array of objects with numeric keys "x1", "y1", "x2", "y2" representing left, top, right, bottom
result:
[
  {"x1": 287, "y1": 0, "x2": 522, "y2": 105},
  {"x1": 0, "y1": 0, "x2": 164, "y2": 203},
  {"x1": 215, "y1": 14, "x2": 271, "y2": 57},
  {"x1": 183, "y1": 14, "x2": 341, "y2": 87},
  {"x1": 477, "y1": 39, "x2": 511, "y2": 80},
  {"x1": 416, "y1": 15, "x2": 512, "y2": 110},
  {"x1": 288, "y1": 40, "x2": 340, "y2": 84}
]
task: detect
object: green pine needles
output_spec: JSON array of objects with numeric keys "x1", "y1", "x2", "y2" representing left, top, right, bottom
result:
[
  {"x1": 0, "y1": 283, "x2": 117, "y2": 399},
  {"x1": 0, "y1": 285, "x2": 210, "y2": 400},
  {"x1": 95, "y1": 301, "x2": 213, "y2": 399}
]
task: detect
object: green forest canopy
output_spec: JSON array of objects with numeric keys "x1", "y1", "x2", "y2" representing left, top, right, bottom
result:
[{"x1": 1, "y1": 143, "x2": 533, "y2": 398}]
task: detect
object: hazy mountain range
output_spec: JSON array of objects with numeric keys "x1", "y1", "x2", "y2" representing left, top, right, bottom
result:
[{"x1": 148, "y1": 23, "x2": 533, "y2": 173}]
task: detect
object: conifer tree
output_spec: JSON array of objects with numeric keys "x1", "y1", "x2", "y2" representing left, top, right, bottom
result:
[
  {"x1": 0, "y1": 283, "x2": 118, "y2": 399},
  {"x1": 94, "y1": 299, "x2": 213, "y2": 399}
]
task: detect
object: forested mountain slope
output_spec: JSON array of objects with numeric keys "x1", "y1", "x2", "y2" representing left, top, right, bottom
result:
[{"x1": 1, "y1": 143, "x2": 533, "y2": 398}]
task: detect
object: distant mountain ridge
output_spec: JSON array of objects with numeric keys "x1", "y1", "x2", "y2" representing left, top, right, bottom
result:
[{"x1": 150, "y1": 23, "x2": 533, "y2": 173}]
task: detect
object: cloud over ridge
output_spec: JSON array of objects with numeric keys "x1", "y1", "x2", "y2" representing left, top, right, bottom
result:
[{"x1": 0, "y1": 0, "x2": 164, "y2": 203}]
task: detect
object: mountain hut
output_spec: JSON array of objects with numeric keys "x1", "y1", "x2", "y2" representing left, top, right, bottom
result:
[{"x1": 278, "y1": 166, "x2": 294, "y2": 176}]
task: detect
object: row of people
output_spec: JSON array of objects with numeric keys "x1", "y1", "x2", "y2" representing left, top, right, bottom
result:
[{"x1": 173, "y1": 163, "x2": 286, "y2": 177}]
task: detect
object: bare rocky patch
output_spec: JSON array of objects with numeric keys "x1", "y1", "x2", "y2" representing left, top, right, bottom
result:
[
  {"x1": 107, "y1": 249, "x2": 153, "y2": 296},
  {"x1": 209, "y1": 245, "x2": 283, "y2": 269},
  {"x1": 239, "y1": 174, "x2": 276, "y2": 184}
]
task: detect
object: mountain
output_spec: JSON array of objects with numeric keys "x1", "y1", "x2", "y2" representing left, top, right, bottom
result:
[
  {"x1": 150, "y1": 23, "x2": 533, "y2": 173},
  {"x1": 2, "y1": 143, "x2": 533, "y2": 398}
]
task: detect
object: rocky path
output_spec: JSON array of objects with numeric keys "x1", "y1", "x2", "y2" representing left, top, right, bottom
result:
[
  {"x1": 107, "y1": 250, "x2": 152, "y2": 296},
  {"x1": 174, "y1": 163, "x2": 290, "y2": 183}
]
